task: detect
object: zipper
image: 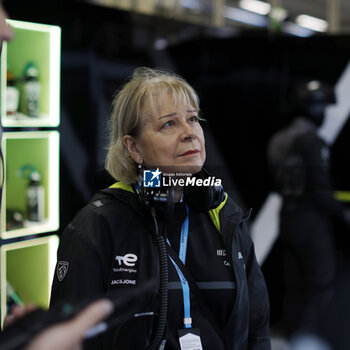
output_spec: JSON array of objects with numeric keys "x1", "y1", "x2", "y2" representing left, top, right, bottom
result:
[{"x1": 226, "y1": 209, "x2": 252, "y2": 321}]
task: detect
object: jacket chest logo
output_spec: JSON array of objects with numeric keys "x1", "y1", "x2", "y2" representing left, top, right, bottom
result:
[
  {"x1": 111, "y1": 253, "x2": 138, "y2": 286},
  {"x1": 115, "y1": 253, "x2": 138, "y2": 267}
]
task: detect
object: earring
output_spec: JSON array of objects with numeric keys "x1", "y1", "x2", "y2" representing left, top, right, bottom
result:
[{"x1": 137, "y1": 163, "x2": 143, "y2": 177}]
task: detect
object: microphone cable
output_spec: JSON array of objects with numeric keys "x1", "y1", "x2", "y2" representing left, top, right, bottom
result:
[{"x1": 148, "y1": 206, "x2": 168, "y2": 350}]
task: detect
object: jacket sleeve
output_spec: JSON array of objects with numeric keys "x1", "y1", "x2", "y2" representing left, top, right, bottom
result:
[
  {"x1": 50, "y1": 216, "x2": 108, "y2": 306},
  {"x1": 241, "y1": 222, "x2": 271, "y2": 350},
  {"x1": 297, "y1": 134, "x2": 346, "y2": 218}
]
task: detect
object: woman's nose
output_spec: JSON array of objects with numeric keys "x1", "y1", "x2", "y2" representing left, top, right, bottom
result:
[{"x1": 181, "y1": 122, "x2": 196, "y2": 141}]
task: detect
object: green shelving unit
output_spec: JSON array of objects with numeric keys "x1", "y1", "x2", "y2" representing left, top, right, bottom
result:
[
  {"x1": 0, "y1": 236, "x2": 59, "y2": 326},
  {"x1": 1, "y1": 20, "x2": 61, "y2": 127},
  {"x1": 0, "y1": 19, "x2": 61, "y2": 328},
  {"x1": 1, "y1": 131, "x2": 59, "y2": 239}
]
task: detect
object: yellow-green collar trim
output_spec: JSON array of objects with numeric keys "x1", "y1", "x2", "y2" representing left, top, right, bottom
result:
[
  {"x1": 109, "y1": 182, "x2": 134, "y2": 193},
  {"x1": 334, "y1": 191, "x2": 350, "y2": 203},
  {"x1": 208, "y1": 193, "x2": 228, "y2": 233},
  {"x1": 109, "y1": 182, "x2": 227, "y2": 233}
]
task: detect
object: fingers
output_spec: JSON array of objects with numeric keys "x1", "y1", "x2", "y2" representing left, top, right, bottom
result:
[
  {"x1": 0, "y1": 5, "x2": 15, "y2": 42},
  {"x1": 24, "y1": 299, "x2": 114, "y2": 350},
  {"x1": 67, "y1": 298, "x2": 114, "y2": 337},
  {"x1": 4, "y1": 303, "x2": 37, "y2": 328}
]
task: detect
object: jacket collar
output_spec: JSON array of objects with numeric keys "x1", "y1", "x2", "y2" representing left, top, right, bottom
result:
[
  {"x1": 103, "y1": 182, "x2": 245, "y2": 234},
  {"x1": 109, "y1": 181, "x2": 135, "y2": 193},
  {"x1": 98, "y1": 182, "x2": 143, "y2": 215}
]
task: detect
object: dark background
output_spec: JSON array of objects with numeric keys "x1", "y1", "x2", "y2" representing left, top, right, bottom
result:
[{"x1": 4, "y1": 0, "x2": 350, "y2": 335}]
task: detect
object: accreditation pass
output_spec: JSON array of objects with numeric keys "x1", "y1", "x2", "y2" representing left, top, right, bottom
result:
[{"x1": 178, "y1": 329, "x2": 203, "y2": 350}]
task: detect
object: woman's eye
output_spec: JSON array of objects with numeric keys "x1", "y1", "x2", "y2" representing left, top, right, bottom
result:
[
  {"x1": 162, "y1": 120, "x2": 174, "y2": 128},
  {"x1": 189, "y1": 115, "x2": 199, "y2": 123}
]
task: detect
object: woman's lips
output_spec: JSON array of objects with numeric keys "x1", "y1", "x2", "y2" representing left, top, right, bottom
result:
[{"x1": 179, "y1": 150, "x2": 200, "y2": 157}]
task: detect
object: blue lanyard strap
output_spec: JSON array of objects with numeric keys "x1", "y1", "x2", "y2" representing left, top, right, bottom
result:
[
  {"x1": 168, "y1": 256, "x2": 192, "y2": 328},
  {"x1": 179, "y1": 204, "x2": 189, "y2": 264},
  {"x1": 167, "y1": 204, "x2": 192, "y2": 328}
]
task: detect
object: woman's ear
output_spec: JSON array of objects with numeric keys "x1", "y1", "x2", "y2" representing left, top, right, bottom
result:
[{"x1": 123, "y1": 135, "x2": 143, "y2": 164}]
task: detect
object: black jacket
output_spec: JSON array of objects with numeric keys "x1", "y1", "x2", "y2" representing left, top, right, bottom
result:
[
  {"x1": 51, "y1": 183, "x2": 271, "y2": 350},
  {"x1": 267, "y1": 117, "x2": 346, "y2": 217}
]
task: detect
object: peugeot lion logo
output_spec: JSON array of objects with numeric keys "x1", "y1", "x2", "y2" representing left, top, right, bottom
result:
[{"x1": 57, "y1": 261, "x2": 69, "y2": 281}]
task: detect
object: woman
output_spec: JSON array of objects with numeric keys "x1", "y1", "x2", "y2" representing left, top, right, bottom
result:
[{"x1": 51, "y1": 67, "x2": 271, "y2": 349}]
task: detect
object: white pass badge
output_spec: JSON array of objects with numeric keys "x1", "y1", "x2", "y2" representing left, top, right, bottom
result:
[{"x1": 178, "y1": 329, "x2": 203, "y2": 350}]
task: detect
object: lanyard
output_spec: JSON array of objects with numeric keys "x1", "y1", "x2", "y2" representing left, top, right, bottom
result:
[{"x1": 167, "y1": 204, "x2": 192, "y2": 329}]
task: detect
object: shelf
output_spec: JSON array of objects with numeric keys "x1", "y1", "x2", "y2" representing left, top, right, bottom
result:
[
  {"x1": 0, "y1": 17, "x2": 61, "y2": 331},
  {"x1": 1, "y1": 19, "x2": 61, "y2": 128},
  {"x1": 1, "y1": 131, "x2": 59, "y2": 239},
  {"x1": 0, "y1": 235, "x2": 59, "y2": 327}
]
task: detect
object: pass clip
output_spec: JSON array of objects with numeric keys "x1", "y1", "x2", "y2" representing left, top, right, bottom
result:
[{"x1": 178, "y1": 328, "x2": 203, "y2": 350}]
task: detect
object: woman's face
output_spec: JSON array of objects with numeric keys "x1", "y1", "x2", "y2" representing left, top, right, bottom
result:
[{"x1": 125, "y1": 95, "x2": 206, "y2": 174}]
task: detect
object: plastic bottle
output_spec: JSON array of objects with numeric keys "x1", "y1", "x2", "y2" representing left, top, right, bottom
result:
[
  {"x1": 22, "y1": 62, "x2": 41, "y2": 117},
  {"x1": 27, "y1": 171, "x2": 45, "y2": 222},
  {"x1": 6, "y1": 69, "x2": 20, "y2": 115}
]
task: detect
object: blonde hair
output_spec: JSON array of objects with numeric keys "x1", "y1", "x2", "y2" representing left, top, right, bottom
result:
[{"x1": 105, "y1": 67, "x2": 201, "y2": 184}]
